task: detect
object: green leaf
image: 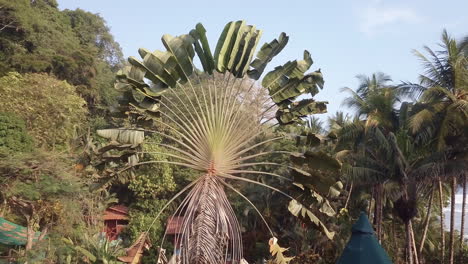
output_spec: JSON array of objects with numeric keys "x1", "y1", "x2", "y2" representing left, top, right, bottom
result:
[
  {"x1": 276, "y1": 99, "x2": 327, "y2": 125},
  {"x1": 234, "y1": 26, "x2": 263, "y2": 78},
  {"x1": 97, "y1": 129, "x2": 145, "y2": 145},
  {"x1": 214, "y1": 21, "x2": 242, "y2": 72},
  {"x1": 161, "y1": 34, "x2": 195, "y2": 82},
  {"x1": 295, "y1": 131, "x2": 321, "y2": 148},
  {"x1": 213, "y1": 21, "x2": 262, "y2": 77},
  {"x1": 74, "y1": 246, "x2": 97, "y2": 262},
  {"x1": 290, "y1": 151, "x2": 341, "y2": 194},
  {"x1": 138, "y1": 49, "x2": 178, "y2": 87},
  {"x1": 190, "y1": 23, "x2": 215, "y2": 74},
  {"x1": 61, "y1": 237, "x2": 74, "y2": 246},
  {"x1": 288, "y1": 200, "x2": 335, "y2": 240},
  {"x1": 262, "y1": 50, "x2": 326, "y2": 125},
  {"x1": 248, "y1": 32, "x2": 289, "y2": 80},
  {"x1": 115, "y1": 65, "x2": 148, "y2": 91},
  {"x1": 226, "y1": 21, "x2": 248, "y2": 71}
]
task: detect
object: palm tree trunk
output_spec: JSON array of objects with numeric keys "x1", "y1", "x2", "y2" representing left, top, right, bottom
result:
[
  {"x1": 439, "y1": 178, "x2": 446, "y2": 264},
  {"x1": 410, "y1": 220, "x2": 419, "y2": 264},
  {"x1": 392, "y1": 217, "x2": 399, "y2": 263},
  {"x1": 378, "y1": 184, "x2": 384, "y2": 242},
  {"x1": 373, "y1": 186, "x2": 378, "y2": 227},
  {"x1": 368, "y1": 186, "x2": 374, "y2": 218},
  {"x1": 406, "y1": 221, "x2": 414, "y2": 264},
  {"x1": 449, "y1": 175, "x2": 456, "y2": 264},
  {"x1": 375, "y1": 184, "x2": 382, "y2": 242},
  {"x1": 460, "y1": 173, "x2": 466, "y2": 249},
  {"x1": 419, "y1": 187, "x2": 434, "y2": 259}
]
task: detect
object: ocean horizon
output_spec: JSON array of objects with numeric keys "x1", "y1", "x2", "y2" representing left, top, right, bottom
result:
[{"x1": 443, "y1": 191, "x2": 468, "y2": 239}]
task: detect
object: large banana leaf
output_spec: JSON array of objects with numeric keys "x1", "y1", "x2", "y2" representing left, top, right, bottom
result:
[
  {"x1": 276, "y1": 99, "x2": 328, "y2": 125},
  {"x1": 97, "y1": 129, "x2": 145, "y2": 145},
  {"x1": 190, "y1": 23, "x2": 215, "y2": 74},
  {"x1": 288, "y1": 199, "x2": 335, "y2": 240},
  {"x1": 213, "y1": 21, "x2": 263, "y2": 77},
  {"x1": 262, "y1": 51, "x2": 327, "y2": 124},
  {"x1": 248, "y1": 32, "x2": 289, "y2": 80},
  {"x1": 288, "y1": 148, "x2": 342, "y2": 240},
  {"x1": 290, "y1": 150, "x2": 341, "y2": 194},
  {"x1": 114, "y1": 20, "x2": 327, "y2": 125}
]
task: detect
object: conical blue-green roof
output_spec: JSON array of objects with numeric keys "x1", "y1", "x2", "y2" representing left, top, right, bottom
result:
[{"x1": 336, "y1": 212, "x2": 393, "y2": 264}]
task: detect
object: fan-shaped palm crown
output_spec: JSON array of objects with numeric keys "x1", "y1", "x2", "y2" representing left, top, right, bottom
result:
[{"x1": 115, "y1": 21, "x2": 331, "y2": 264}]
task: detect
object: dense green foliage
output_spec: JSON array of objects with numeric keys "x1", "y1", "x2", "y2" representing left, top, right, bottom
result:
[
  {"x1": 0, "y1": 0, "x2": 123, "y2": 113},
  {"x1": 0, "y1": 72, "x2": 87, "y2": 148},
  {"x1": 0, "y1": 112, "x2": 34, "y2": 153},
  {"x1": 0, "y1": 1, "x2": 466, "y2": 264}
]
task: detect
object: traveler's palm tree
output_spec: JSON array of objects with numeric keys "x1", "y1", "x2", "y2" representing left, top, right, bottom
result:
[{"x1": 113, "y1": 21, "x2": 338, "y2": 264}]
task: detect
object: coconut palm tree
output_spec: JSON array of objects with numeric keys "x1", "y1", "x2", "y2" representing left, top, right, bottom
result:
[
  {"x1": 339, "y1": 72, "x2": 401, "y2": 243},
  {"x1": 403, "y1": 30, "x2": 468, "y2": 264},
  {"x1": 327, "y1": 111, "x2": 352, "y2": 133},
  {"x1": 338, "y1": 73, "x2": 457, "y2": 263},
  {"x1": 338, "y1": 104, "x2": 451, "y2": 264},
  {"x1": 112, "y1": 21, "x2": 336, "y2": 264},
  {"x1": 341, "y1": 72, "x2": 399, "y2": 132}
]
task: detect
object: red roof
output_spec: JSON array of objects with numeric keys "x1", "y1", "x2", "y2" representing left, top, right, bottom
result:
[
  {"x1": 103, "y1": 205, "x2": 129, "y2": 221},
  {"x1": 166, "y1": 217, "x2": 184, "y2": 235}
]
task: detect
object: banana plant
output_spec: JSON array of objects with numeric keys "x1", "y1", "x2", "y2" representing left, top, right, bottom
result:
[
  {"x1": 114, "y1": 20, "x2": 330, "y2": 264},
  {"x1": 82, "y1": 129, "x2": 145, "y2": 189},
  {"x1": 287, "y1": 127, "x2": 343, "y2": 241},
  {"x1": 63, "y1": 233, "x2": 125, "y2": 264}
]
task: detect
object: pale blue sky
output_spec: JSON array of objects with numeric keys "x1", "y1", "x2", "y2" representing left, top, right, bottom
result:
[{"x1": 59, "y1": 0, "x2": 467, "y2": 120}]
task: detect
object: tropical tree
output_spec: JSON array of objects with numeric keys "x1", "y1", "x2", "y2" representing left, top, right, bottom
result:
[
  {"x1": 403, "y1": 30, "x2": 468, "y2": 264},
  {"x1": 336, "y1": 72, "x2": 453, "y2": 264},
  {"x1": 113, "y1": 21, "x2": 334, "y2": 264},
  {"x1": 0, "y1": 150, "x2": 83, "y2": 251},
  {"x1": 0, "y1": 0, "x2": 124, "y2": 114},
  {"x1": 341, "y1": 72, "x2": 399, "y2": 132},
  {"x1": 0, "y1": 72, "x2": 87, "y2": 149},
  {"x1": 63, "y1": 233, "x2": 125, "y2": 264},
  {"x1": 339, "y1": 72, "x2": 400, "y2": 243}
]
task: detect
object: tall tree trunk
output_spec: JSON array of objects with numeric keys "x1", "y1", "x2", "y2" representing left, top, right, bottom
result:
[
  {"x1": 449, "y1": 176, "x2": 456, "y2": 264},
  {"x1": 419, "y1": 187, "x2": 434, "y2": 260},
  {"x1": 380, "y1": 185, "x2": 385, "y2": 242},
  {"x1": 25, "y1": 216, "x2": 34, "y2": 251},
  {"x1": 368, "y1": 186, "x2": 374, "y2": 218},
  {"x1": 375, "y1": 184, "x2": 382, "y2": 242},
  {"x1": 372, "y1": 185, "x2": 379, "y2": 227},
  {"x1": 439, "y1": 179, "x2": 446, "y2": 264},
  {"x1": 406, "y1": 221, "x2": 414, "y2": 264},
  {"x1": 0, "y1": 197, "x2": 6, "y2": 217},
  {"x1": 410, "y1": 220, "x2": 419, "y2": 264},
  {"x1": 460, "y1": 173, "x2": 466, "y2": 249},
  {"x1": 392, "y1": 218, "x2": 399, "y2": 263}
]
